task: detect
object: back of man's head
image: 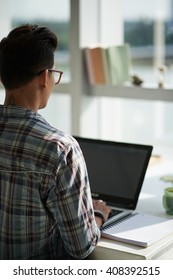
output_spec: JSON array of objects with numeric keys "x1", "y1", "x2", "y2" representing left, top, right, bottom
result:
[{"x1": 0, "y1": 24, "x2": 58, "y2": 90}]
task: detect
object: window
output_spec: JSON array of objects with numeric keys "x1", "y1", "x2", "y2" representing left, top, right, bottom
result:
[
  {"x1": 79, "y1": 1, "x2": 173, "y2": 155},
  {"x1": 9, "y1": 0, "x2": 71, "y2": 83},
  {"x1": 123, "y1": 0, "x2": 173, "y2": 87},
  {"x1": 1, "y1": 1, "x2": 173, "y2": 152},
  {"x1": 0, "y1": 0, "x2": 71, "y2": 132}
]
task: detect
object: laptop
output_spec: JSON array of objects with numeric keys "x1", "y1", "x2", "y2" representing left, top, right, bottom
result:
[{"x1": 74, "y1": 136, "x2": 153, "y2": 229}]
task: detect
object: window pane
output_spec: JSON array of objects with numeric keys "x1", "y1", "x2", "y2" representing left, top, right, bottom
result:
[
  {"x1": 98, "y1": 97, "x2": 173, "y2": 155},
  {"x1": 123, "y1": 0, "x2": 173, "y2": 87},
  {"x1": 9, "y1": 0, "x2": 71, "y2": 83}
]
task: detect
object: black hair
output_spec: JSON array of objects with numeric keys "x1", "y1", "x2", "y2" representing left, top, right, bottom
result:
[{"x1": 0, "y1": 24, "x2": 58, "y2": 89}]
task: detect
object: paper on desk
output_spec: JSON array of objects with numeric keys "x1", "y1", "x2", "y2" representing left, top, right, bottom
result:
[{"x1": 101, "y1": 212, "x2": 173, "y2": 247}]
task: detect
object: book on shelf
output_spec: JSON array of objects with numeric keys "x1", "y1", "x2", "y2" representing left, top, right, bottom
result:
[
  {"x1": 101, "y1": 212, "x2": 173, "y2": 247},
  {"x1": 105, "y1": 44, "x2": 131, "y2": 85},
  {"x1": 84, "y1": 46, "x2": 109, "y2": 85},
  {"x1": 84, "y1": 44, "x2": 131, "y2": 85}
]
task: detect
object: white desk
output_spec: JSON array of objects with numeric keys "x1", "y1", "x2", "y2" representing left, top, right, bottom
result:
[{"x1": 88, "y1": 156, "x2": 173, "y2": 260}]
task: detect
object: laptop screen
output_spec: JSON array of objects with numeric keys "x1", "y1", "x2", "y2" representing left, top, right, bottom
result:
[{"x1": 74, "y1": 137, "x2": 153, "y2": 210}]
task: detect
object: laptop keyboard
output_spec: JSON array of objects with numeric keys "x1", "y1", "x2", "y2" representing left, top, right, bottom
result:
[{"x1": 108, "y1": 209, "x2": 123, "y2": 219}]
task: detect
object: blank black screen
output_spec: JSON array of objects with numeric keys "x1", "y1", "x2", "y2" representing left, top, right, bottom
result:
[{"x1": 75, "y1": 137, "x2": 152, "y2": 208}]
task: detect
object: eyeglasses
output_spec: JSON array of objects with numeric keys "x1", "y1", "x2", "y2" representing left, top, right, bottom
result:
[{"x1": 48, "y1": 69, "x2": 63, "y2": 85}]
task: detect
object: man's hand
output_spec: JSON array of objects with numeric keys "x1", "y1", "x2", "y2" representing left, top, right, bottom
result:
[{"x1": 92, "y1": 199, "x2": 111, "y2": 227}]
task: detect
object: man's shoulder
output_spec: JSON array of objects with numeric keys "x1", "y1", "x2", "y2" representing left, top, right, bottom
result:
[
  {"x1": 41, "y1": 124, "x2": 79, "y2": 151},
  {"x1": 48, "y1": 130, "x2": 79, "y2": 151},
  {"x1": 35, "y1": 113, "x2": 80, "y2": 152}
]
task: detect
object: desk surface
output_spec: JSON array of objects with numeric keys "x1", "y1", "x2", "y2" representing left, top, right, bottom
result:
[{"x1": 88, "y1": 156, "x2": 173, "y2": 260}]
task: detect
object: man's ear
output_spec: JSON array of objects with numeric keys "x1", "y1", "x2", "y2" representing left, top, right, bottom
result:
[{"x1": 39, "y1": 70, "x2": 48, "y2": 87}]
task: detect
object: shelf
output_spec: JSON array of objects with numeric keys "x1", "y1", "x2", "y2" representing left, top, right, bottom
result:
[
  {"x1": 1, "y1": 81, "x2": 173, "y2": 103},
  {"x1": 0, "y1": 83, "x2": 71, "y2": 95},
  {"x1": 0, "y1": 83, "x2": 72, "y2": 93},
  {"x1": 54, "y1": 83, "x2": 72, "y2": 94},
  {"x1": 88, "y1": 84, "x2": 173, "y2": 102}
]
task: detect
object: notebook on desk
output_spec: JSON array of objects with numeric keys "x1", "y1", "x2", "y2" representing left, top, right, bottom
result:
[
  {"x1": 101, "y1": 211, "x2": 173, "y2": 247},
  {"x1": 74, "y1": 136, "x2": 153, "y2": 227}
]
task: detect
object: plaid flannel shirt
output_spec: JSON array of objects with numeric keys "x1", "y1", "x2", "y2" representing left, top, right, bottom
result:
[{"x1": 0, "y1": 105, "x2": 100, "y2": 259}]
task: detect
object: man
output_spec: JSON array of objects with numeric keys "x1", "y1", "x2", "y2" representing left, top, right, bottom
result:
[{"x1": 0, "y1": 24, "x2": 110, "y2": 259}]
